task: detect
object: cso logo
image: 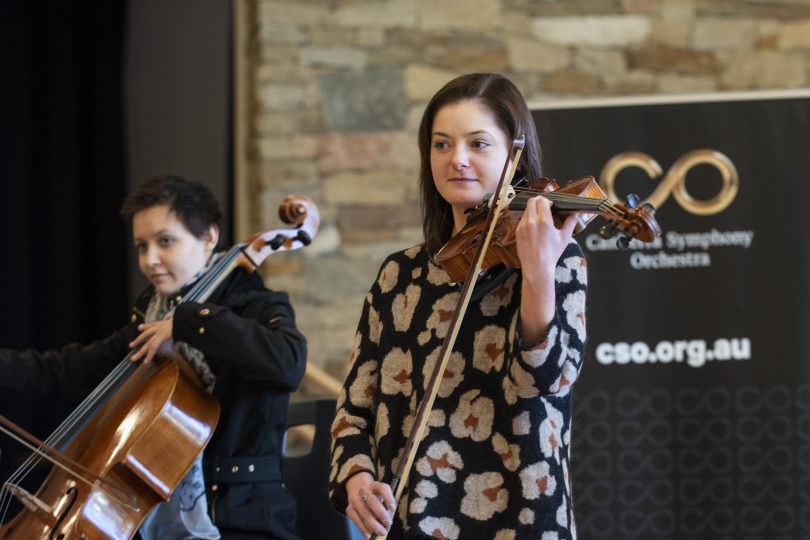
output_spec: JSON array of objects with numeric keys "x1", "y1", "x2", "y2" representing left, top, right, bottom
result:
[{"x1": 601, "y1": 149, "x2": 739, "y2": 216}]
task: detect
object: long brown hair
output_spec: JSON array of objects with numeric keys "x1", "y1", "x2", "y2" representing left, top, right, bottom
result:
[{"x1": 417, "y1": 73, "x2": 542, "y2": 256}]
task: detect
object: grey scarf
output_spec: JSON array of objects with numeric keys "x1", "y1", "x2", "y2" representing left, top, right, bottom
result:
[{"x1": 143, "y1": 293, "x2": 216, "y2": 394}]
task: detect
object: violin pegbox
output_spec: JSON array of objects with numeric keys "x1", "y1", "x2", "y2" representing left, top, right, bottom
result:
[{"x1": 599, "y1": 193, "x2": 660, "y2": 249}]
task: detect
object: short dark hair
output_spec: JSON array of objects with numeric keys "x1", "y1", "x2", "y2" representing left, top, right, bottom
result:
[
  {"x1": 417, "y1": 73, "x2": 542, "y2": 256},
  {"x1": 121, "y1": 175, "x2": 223, "y2": 244}
]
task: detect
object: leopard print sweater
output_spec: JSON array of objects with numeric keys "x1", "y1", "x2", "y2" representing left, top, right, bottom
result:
[{"x1": 330, "y1": 242, "x2": 587, "y2": 540}]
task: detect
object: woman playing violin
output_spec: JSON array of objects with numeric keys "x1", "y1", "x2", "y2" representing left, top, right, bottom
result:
[
  {"x1": 0, "y1": 175, "x2": 306, "y2": 539},
  {"x1": 329, "y1": 73, "x2": 587, "y2": 539}
]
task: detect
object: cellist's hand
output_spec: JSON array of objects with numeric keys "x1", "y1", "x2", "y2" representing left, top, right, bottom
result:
[
  {"x1": 345, "y1": 471, "x2": 395, "y2": 537},
  {"x1": 129, "y1": 317, "x2": 174, "y2": 364}
]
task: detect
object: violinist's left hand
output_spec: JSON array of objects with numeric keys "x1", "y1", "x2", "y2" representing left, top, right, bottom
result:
[
  {"x1": 515, "y1": 195, "x2": 578, "y2": 276},
  {"x1": 514, "y1": 195, "x2": 579, "y2": 345},
  {"x1": 129, "y1": 317, "x2": 175, "y2": 364}
]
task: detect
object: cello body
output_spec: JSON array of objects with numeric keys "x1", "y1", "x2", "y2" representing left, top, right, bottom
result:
[{"x1": 0, "y1": 357, "x2": 219, "y2": 540}]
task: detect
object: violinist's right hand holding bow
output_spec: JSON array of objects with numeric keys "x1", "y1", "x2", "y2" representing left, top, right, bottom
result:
[{"x1": 345, "y1": 471, "x2": 395, "y2": 538}]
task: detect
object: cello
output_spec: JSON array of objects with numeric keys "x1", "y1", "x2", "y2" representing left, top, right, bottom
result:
[{"x1": 0, "y1": 195, "x2": 319, "y2": 540}]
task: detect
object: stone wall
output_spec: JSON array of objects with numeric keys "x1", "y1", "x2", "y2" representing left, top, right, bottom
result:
[{"x1": 238, "y1": 0, "x2": 810, "y2": 393}]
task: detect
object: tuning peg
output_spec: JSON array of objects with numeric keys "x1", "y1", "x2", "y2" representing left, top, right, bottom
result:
[
  {"x1": 296, "y1": 230, "x2": 312, "y2": 246},
  {"x1": 599, "y1": 223, "x2": 616, "y2": 239},
  {"x1": 626, "y1": 193, "x2": 640, "y2": 209},
  {"x1": 616, "y1": 235, "x2": 630, "y2": 250},
  {"x1": 267, "y1": 234, "x2": 287, "y2": 250}
]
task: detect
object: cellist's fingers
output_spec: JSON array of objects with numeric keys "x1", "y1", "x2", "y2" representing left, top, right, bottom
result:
[
  {"x1": 130, "y1": 319, "x2": 174, "y2": 364},
  {"x1": 132, "y1": 336, "x2": 173, "y2": 364},
  {"x1": 143, "y1": 336, "x2": 163, "y2": 365},
  {"x1": 129, "y1": 329, "x2": 152, "y2": 362},
  {"x1": 129, "y1": 333, "x2": 158, "y2": 363},
  {"x1": 128, "y1": 327, "x2": 150, "y2": 349}
]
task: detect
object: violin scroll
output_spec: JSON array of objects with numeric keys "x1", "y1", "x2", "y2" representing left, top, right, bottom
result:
[{"x1": 597, "y1": 193, "x2": 661, "y2": 250}]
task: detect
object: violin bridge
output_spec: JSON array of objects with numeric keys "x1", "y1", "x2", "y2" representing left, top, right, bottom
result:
[{"x1": 4, "y1": 482, "x2": 53, "y2": 514}]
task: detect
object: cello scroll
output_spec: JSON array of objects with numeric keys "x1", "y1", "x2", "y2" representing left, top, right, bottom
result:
[{"x1": 239, "y1": 195, "x2": 320, "y2": 271}]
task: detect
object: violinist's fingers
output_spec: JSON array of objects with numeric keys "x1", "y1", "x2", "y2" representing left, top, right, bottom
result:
[
  {"x1": 521, "y1": 195, "x2": 538, "y2": 219},
  {"x1": 560, "y1": 213, "x2": 579, "y2": 239},
  {"x1": 351, "y1": 489, "x2": 390, "y2": 536},
  {"x1": 355, "y1": 502, "x2": 385, "y2": 537},
  {"x1": 365, "y1": 494, "x2": 393, "y2": 531},
  {"x1": 517, "y1": 195, "x2": 553, "y2": 238},
  {"x1": 531, "y1": 194, "x2": 553, "y2": 212},
  {"x1": 375, "y1": 482, "x2": 396, "y2": 514},
  {"x1": 346, "y1": 505, "x2": 371, "y2": 538}
]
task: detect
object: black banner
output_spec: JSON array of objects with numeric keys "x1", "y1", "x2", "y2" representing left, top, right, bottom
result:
[{"x1": 533, "y1": 92, "x2": 810, "y2": 539}]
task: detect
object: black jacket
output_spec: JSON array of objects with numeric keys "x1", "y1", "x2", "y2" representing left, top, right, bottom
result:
[{"x1": 0, "y1": 269, "x2": 306, "y2": 539}]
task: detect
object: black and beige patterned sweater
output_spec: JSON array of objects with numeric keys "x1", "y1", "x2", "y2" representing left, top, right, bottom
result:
[{"x1": 330, "y1": 242, "x2": 587, "y2": 540}]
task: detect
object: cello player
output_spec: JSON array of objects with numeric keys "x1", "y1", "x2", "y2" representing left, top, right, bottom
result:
[{"x1": 0, "y1": 175, "x2": 306, "y2": 539}]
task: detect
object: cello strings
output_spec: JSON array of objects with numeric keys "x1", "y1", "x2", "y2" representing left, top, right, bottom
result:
[{"x1": 0, "y1": 355, "x2": 139, "y2": 520}]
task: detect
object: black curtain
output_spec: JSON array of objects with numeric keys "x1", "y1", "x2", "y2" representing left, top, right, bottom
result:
[{"x1": 0, "y1": 0, "x2": 128, "y2": 499}]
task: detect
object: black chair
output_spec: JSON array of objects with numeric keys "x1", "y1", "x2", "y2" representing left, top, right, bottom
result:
[{"x1": 284, "y1": 398, "x2": 363, "y2": 540}]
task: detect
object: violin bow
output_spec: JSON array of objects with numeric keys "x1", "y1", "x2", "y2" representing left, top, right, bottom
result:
[{"x1": 370, "y1": 136, "x2": 525, "y2": 540}]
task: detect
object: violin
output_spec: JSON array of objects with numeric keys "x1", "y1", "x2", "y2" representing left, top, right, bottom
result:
[
  {"x1": 0, "y1": 196, "x2": 319, "y2": 540},
  {"x1": 435, "y1": 175, "x2": 662, "y2": 283}
]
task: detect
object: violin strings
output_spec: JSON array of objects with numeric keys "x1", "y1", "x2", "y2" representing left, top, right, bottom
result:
[
  {"x1": 513, "y1": 186, "x2": 629, "y2": 209},
  {"x1": 0, "y1": 245, "x2": 245, "y2": 518},
  {"x1": 511, "y1": 189, "x2": 605, "y2": 210},
  {"x1": 511, "y1": 188, "x2": 627, "y2": 217},
  {"x1": 512, "y1": 187, "x2": 605, "y2": 204}
]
